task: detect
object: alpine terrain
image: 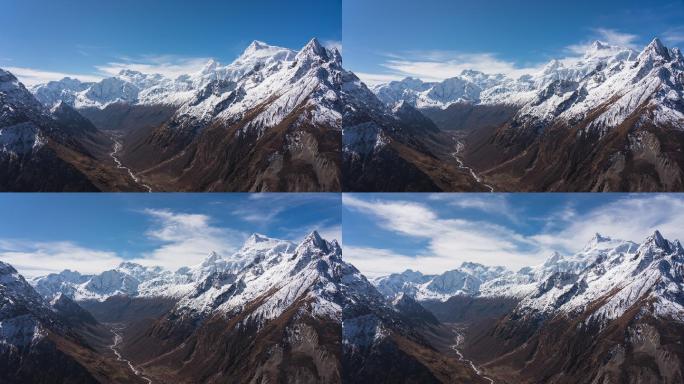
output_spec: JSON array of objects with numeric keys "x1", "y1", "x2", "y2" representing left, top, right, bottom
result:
[
  {"x1": 372, "y1": 231, "x2": 684, "y2": 383},
  {"x1": 9, "y1": 232, "x2": 488, "y2": 383},
  {"x1": 348, "y1": 38, "x2": 684, "y2": 191},
  {"x1": 1, "y1": 38, "x2": 342, "y2": 191}
]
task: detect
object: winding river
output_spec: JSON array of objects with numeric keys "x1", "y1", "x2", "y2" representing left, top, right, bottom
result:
[
  {"x1": 109, "y1": 135, "x2": 153, "y2": 192},
  {"x1": 109, "y1": 327, "x2": 153, "y2": 384},
  {"x1": 451, "y1": 140, "x2": 495, "y2": 192}
]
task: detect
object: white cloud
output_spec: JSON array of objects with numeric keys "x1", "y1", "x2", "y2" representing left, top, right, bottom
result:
[
  {"x1": 566, "y1": 28, "x2": 640, "y2": 55},
  {"x1": 531, "y1": 195, "x2": 684, "y2": 254},
  {"x1": 343, "y1": 195, "x2": 542, "y2": 273},
  {"x1": 382, "y1": 53, "x2": 543, "y2": 82},
  {"x1": 343, "y1": 194, "x2": 684, "y2": 276},
  {"x1": 4, "y1": 66, "x2": 103, "y2": 86},
  {"x1": 431, "y1": 194, "x2": 519, "y2": 223},
  {"x1": 322, "y1": 40, "x2": 342, "y2": 53},
  {"x1": 354, "y1": 72, "x2": 406, "y2": 87},
  {"x1": 130, "y1": 209, "x2": 244, "y2": 271},
  {"x1": 96, "y1": 55, "x2": 212, "y2": 78},
  {"x1": 0, "y1": 240, "x2": 123, "y2": 278},
  {"x1": 356, "y1": 28, "x2": 644, "y2": 85},
  {"x1": 344, "y1": 246, "x2": 447, "y2": 278}
]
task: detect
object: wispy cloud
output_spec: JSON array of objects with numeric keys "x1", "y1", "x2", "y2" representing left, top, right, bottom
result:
[
  {"x1": 380, "y1": 52, "x2": 544, "y2": 82},
  {"x1": 322, "y1": 40, "x2": 342, "y2": 53},
  {"x1": 430, "y1": 194, "x2": 519, "y2": 223},
  {"x1": 131, "y1": 209, "x2": 244, "y2": 271},
  {"x1": 343, "y1": 195, "x2": 542, "y2": 273},
  {"x1": 343, "y1": 194, "x2": 684, "y2": 276},
  {"x1": 354, "y1": 72, "x2": 406, "y2": 87},
  {"x1": 357, "y1": 28, "x2": 644, "y2": 84},
  {"x1": 96, "y1": 54, "x2": 212, "y2": 78},
  {"x1": 0, "y1": 240, "x2": 123, "y2": 277},
  {"x1": 566, "y1": 28, "x2": 640, "y2": 55},
  {"x1": 4, "y1": 66, "x2": 103, "y2": 86}
]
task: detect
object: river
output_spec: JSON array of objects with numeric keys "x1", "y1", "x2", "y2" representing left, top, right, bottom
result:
[
  {"x1": 451, "y1": 140, "x2": 495, "y2": 192},
  {"x1": 109, "y1": 134, "x2": 153, "y2": 192},
  {"x1": 109, "y1": 326, "x2": 153, "y2": 384}
]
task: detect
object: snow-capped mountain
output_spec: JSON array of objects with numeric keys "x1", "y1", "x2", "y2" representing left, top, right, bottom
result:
[
  {"x1": 31, "y1": 38, "x2": 342, "y2": 134},
  {"x1": 1, "y1": 68, "x2": 145, "y2": 191},
  {"x1": 373, "y1": 262, "x2": 509, "y2": 301},
  {"x1": 341, "y1": 67, "x2": 485, "y2": 192},
  {"x1": 468, "y1": 231, "x2": 684, "y2": 384},
  {"x1": 373, "y1": 38, "x2": 684, "y2": 131},
  {"x1": 0, "y1": 261, "x2": 142, "y2": 383},
  {"x1": 0, "y1": 261, "x2": 56, "y2": 347},
  {"x1": 1, "y1": 68, "x2": 53, "y2": 156},
  {"x1": 372, "y1": 232, "x2": 665, "y2": 306},
  {"x1": 361, "y1": 38, "x2": 684, "y2": 192},
  {"x1": 31, "y1": 233, "x2": 297, "y2": 302},
  {"x1": 518, "y1": 231, "x2": 684, "y2": 323}
]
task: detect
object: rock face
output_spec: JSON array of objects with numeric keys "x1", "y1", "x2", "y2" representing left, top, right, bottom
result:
[
  {"x1": 365, "y1": 38, "x2": 684, "y2": 192},
  {"x1": 341, "y1": 72, "x2": 488, "y2": 192},
  {"x1": 17, "y1": 229, "x2": 684, "y2": 382},
  {"x1": 0, "y1": 69, "x2": 147, "y2": 191},
  {"x1": 25, "y1": 39, "x2": 343, "y2": 192},
  {"x1": 0, "y1": 261, "x2": 143, "y2": 383}
]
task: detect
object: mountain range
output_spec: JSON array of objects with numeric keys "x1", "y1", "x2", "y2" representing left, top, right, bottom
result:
[
  {"x1": 1, "y1": 38, "x2": 342, "y2": 191},
  {"x1": 3, "y1": 230, "x2": 682, "y2": 382},
  {"x1": 345, "y1": 38, "x2": 684, "y2": 191}
]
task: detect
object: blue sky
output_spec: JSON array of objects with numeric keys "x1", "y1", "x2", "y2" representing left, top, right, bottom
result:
[
  {"x1": 344, "y1": 0, "x2": 684, "y2": 84},
  {"x1": 0, "y1": 0, "x2": 341, "y2": 85},
  {"x1": 343, "y1": 193, "x2": 684, "y2": 277},
  {"x1": 0, "y1": 194, "x2": 341, "y2": 277}
]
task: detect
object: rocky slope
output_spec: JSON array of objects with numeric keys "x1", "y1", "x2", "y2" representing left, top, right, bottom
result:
[
  {"x1": 371, "y1": 231, "x2": 684, "y2": 383},
  {"x1": 341, "y1": 71, "x2": 489, "y2": 191},
  {"x1": 0, "y1": 68, "x2": 147, "y2": 191},
  {"x1": 0, "y1": 261, "x2": 145, "y2": 383},
  {"x1": 368, "y1": 39, "x2": 684, "y2": 191},
  {"x1": 29, "y1": 39, "x2": 343, "y2": 192}
]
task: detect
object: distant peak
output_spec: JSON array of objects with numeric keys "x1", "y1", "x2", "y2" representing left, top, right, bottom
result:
[
  {"x1": 117, "y1": 261, "x2": 144, "y2": 270},
  {"x1": 246, "y1": 233, "x2": 271, "y2": 244},
  {"x1": 117, "y1": 69, "x2": 144, "y2": 77},
  {"x1": 590, "y1": 40, "x2": 609, "y2": 50},
  {"x1": 592, "y1": 233, "x2": 611, "y2": 242},
  {"x1": 201, "y1": 58, "x2": 219, "y2": 71},
  {"x1": 247, "y1": 40, "x2": 270, "y2": 51}
]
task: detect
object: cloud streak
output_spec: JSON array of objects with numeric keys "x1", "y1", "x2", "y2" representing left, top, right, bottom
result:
[
  {"x1": 0, "y1": 240, "x2": 123, "y2": 277},
  {"x1": 357, "y1": 28, "x2": 646, "y2": 84},
  {"x1": 4, "y1": 67, "x2": 103, "y2": 86},
  {"x1": 131, "y1": 209, "x2": 244, "y2": 271},
  {"x1": 95, "y1": 55, "x2": 213, "y2": 79},
  {"x1": 343, "y1": 194, "x2": 684, "y2": 276}
]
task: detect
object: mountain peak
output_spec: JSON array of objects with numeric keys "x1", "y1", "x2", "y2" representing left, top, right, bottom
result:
[
  {"x1": 246, "y1": 40, "x2": 271, "y2": 52},
  {"x1": 246, "y1": 233, "x2": 272, "y2": 244},
  {"x1": 298, "y1": 230, "x2": 331, "y2": 254},
  {"x1": 649, "y1": 230, "x2": 670, "y2": 250},
  {"x1": 590, "y1": 40, "x2": 609, "y2": 50},
  {"x1": 0, "y1": 260, "x2": 17, "y2": 275},
  {"x1": 639, "y1": 38, "x2": 671, "y2": 61},
  {"x1": 200, "y1": 58, "x2": 220, "y2": 72},
  {"x1": 296, "y1": 38, "x2": 329, "y2": 61},
  {"x1": 592, "y1": 232, "x2": 611, "y2": 242}
]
